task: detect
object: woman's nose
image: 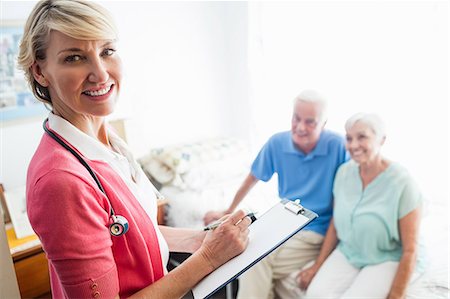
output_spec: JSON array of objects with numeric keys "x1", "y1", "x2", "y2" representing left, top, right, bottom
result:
[
  {"x1": 88, "y1": 58, "x2": 109, "y2": 83},
  {"x1": 347, "y1": 139, "x2": 359, "y2": 149}
]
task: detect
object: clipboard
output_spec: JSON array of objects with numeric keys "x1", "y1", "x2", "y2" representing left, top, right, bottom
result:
[{"x1": 192, "y1": 199, "x2": 318, "y2": 299}]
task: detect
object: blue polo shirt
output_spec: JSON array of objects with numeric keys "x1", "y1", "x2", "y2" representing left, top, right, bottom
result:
[{"x1": 251, "y1": 130, "x2": 349, "y2": 235}]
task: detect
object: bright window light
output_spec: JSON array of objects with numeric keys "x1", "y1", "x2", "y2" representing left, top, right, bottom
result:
[{"x1": 248, "y1": 2, "x2": 448, "y2": 207}]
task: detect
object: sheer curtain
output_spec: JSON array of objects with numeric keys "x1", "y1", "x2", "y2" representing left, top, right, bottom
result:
[{"x1": 247, "y1": 1, "x2": 448, "y2": 206}]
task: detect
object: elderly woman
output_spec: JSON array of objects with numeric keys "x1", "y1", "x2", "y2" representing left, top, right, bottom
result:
[
  {"x1": 19, "y1": 1, "x2": 250, "y2": 298},
  {"x1": 298, "y1": 113, "x2": 423, "y2": 299}
]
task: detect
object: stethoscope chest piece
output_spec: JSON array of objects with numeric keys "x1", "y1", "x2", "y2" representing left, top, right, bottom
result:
[{"x1": 110, "y1": 215, "x2": 129, "y2": 237}]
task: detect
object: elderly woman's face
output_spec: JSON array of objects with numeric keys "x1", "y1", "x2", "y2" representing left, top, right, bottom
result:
[
  {"x1": 345, "y1": 121, "x2": 383, "y2": 164},
  {"x1": 33, "y1": 31, "x2": 122, "y2": 122}
]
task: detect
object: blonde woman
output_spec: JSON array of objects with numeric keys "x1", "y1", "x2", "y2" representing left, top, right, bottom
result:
[{"x1": 20, "y1": 1, "x2": 250, "y2": 298}]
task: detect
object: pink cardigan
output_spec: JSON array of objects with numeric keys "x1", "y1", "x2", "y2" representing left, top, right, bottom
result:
[{"x1": 27, "y1": 133, "x2": 165, "y2": 298}]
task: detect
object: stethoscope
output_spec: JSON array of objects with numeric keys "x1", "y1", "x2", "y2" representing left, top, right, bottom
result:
[{"x1": 43, "y1": 119, "x2": 129, "y2": 237}]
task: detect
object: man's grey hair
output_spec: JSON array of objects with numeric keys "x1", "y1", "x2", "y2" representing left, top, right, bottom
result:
[
  {"x1": 293, "y1": 90, "x2": 328, "y2": 123},
  {"x1": 345, "y1": 112, "x2": 386, "y2": 141}
]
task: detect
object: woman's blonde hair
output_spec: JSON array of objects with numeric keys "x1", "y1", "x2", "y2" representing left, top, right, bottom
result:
[{"x1": 17, "y1": 0, "x2": 117, "y2": 104}]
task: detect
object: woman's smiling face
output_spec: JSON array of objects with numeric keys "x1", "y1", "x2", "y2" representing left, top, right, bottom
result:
[
  {"x1": 345, "y1": 121, "x2": 384, "y2": 164},
  {"x1": 32, "y1": 30, "x2": 122, "y2": 123}
]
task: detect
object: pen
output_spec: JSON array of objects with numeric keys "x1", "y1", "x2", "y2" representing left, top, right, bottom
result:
[{"x1": 203, "y1": 212, "x2": 257, "y2": 231}]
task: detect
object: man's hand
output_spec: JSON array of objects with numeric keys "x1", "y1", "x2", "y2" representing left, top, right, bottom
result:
[{"x1": 203, "y1": 210, "x2": 227, "y2": 225}]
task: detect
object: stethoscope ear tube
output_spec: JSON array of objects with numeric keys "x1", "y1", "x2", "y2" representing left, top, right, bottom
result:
[{"x1": 43, "y1": 119, "x2": 129, "y2": 236}]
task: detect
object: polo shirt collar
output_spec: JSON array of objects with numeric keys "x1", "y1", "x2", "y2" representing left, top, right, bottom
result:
[
  {"x1": 285, "y1": 131, "x2": 329, "y2": 158},
  {"x1": 47, "y1": 113, "x2": 116, "y2": 162}
]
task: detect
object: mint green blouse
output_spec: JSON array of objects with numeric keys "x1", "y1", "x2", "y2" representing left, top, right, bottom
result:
[{"x1": 333, "y1": 161, "x2": 423, "y2": 268}]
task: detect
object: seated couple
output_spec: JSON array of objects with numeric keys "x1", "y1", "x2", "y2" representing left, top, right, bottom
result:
[{"x1": 204, "y1": 90, "x2": 423, "y2": 299}]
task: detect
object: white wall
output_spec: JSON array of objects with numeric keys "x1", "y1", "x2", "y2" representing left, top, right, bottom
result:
[
  {"x1": 105, "y1": 1, "x2": 250, "y2": 157},
  {"x1": 0, "y1": 1, "x2": 249, "y2": 190},
  {"x1": 248, "y1": 1, "x2": 449, "y2": 205}
]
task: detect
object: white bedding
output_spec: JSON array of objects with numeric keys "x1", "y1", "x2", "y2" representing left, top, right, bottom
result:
[
  {"x1": 161, "y1": 174, "x2": 279, "y2": 229},
  {"x1": 406, "y1": 201, "x2": 449, "y2": 298}
]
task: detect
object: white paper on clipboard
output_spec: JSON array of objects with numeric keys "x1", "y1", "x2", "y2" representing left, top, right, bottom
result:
[{"x1": 192, "y1": 200, "x2": 318, "y2": 299}]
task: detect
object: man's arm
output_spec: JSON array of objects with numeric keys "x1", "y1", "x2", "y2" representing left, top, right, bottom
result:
[
  {"x1": 203, "y1": 173, "x2": 258, "y2": 225},
  {"x1": 226, "y1": 173, "x2": 259, "y2": 213}
]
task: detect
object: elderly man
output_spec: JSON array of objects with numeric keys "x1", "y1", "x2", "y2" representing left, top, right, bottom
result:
[{"x1": 204, "y1": 90, "x2": 349, "y2": 299}]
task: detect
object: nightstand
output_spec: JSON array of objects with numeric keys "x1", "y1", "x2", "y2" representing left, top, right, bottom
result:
[{"x1": 6, "y1": 227, "x2": 51, "y2": 298}]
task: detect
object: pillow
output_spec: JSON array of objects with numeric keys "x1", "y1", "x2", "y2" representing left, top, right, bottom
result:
[
  {"x1": 139, "y1": 138, "x2": 249, "y2": 187},
  {"x1": 140, "y1": 158, "x2": 174, "y2": 185},
  {"x1": 181, "y1": 156, "x2": 249, "y2": 191},
  {"x1": 155, "y1": 138, "x2": 247, "y2": 171}
]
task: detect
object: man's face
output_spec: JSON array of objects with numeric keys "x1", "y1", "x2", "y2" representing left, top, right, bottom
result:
[{"x1": 291, "y1": 101, "x2": 324, "y2": 153}]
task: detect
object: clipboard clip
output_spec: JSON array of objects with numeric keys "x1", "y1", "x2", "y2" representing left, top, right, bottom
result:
[{"x1": 284, "y1": 199, "x2": 305, "y2": 215}]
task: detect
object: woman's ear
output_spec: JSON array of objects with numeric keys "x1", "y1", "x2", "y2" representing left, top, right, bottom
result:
[{"x1": 31, "y1": 62, "x2": 48, "y2": 87}]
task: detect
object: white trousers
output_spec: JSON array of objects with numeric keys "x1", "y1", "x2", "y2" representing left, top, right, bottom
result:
[
  {"x1": 237, "y1": 230, "x2": 324, "y2": 299},
  {"x1": 305, "y1": 249, "x2": 399, "y2": 299}
]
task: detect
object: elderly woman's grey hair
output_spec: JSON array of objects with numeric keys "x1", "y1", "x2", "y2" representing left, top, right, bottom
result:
[
  {"x1": 293, "y1": 89, "x2": 328, "y2": 123},
  {"x1": 345, "y1": 113, "x2": 386, "y2": 141}
]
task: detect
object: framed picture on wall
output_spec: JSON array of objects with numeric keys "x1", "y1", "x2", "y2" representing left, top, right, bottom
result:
[{"x1": 0, "y1": 21, "x2": 47, "y2": 122}]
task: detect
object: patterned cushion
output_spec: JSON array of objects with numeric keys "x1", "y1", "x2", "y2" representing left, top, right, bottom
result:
[{"x1": 139, "y1": 138, "x2": 248, "y2": 187}]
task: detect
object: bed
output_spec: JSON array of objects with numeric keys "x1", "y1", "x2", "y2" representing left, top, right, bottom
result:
[{"x1": 138, "y1": 138, "x2": 449, "y2": 298}]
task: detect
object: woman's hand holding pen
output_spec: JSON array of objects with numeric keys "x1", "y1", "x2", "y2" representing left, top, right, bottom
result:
[{"x1": 198, "y1": 210, "x2": 251, "y2": 270}]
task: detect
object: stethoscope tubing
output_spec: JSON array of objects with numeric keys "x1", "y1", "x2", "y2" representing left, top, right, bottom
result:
[{"x1": 42, "y1": 118, "x2": 116, "y2": 217}]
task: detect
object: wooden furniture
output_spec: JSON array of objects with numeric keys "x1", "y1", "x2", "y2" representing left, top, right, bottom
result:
[
  {"x1": 156, "y1": 198, "x2": 168, "y2": 225},
  {"x1": 6, "y1": 227, "x2": 50, "y2": 298},
  {"x1": 13, "y1": 245, "x2": 50, "y2": 298},
  {"x1": 0, "y1": 217, "x2": 21, "y2": 298},
  {"x1": 1, "y1": 183, "x2": 50, "y2": 298}
]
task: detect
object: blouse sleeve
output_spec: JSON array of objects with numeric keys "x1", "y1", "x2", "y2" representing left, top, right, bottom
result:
[
  {"x1": 28, "y1": 169, "x2": 120, "y2": 298},
  {"x1": 398, "y1": 176, "x2": 424, "y2": 219}
]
